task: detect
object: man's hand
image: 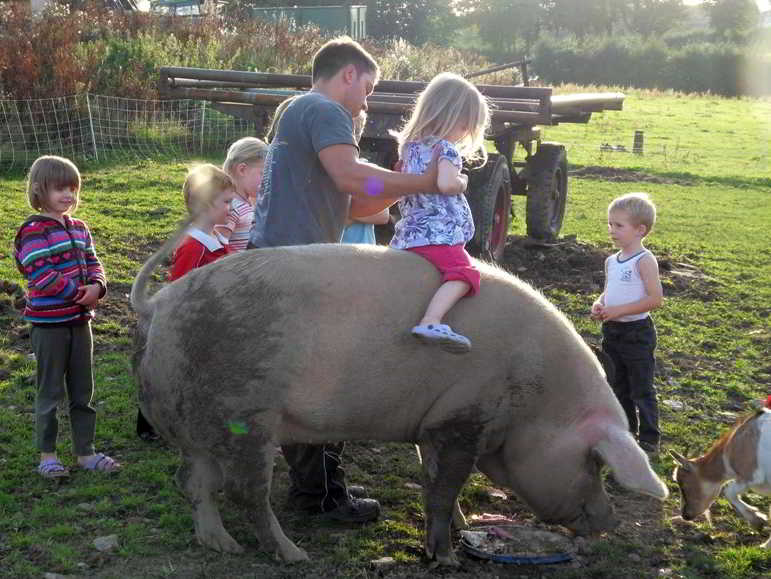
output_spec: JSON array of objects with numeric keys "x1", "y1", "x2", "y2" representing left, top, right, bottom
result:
[
  {"x1": 421, "y1": 145, "x2": 442, "y2": 192},
  {"x1": 75, "y1": 284, "x2": 101, "y2": 307}
]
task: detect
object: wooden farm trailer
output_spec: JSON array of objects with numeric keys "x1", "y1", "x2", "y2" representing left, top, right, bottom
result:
[{"x1": 159, "y1": 66, "x2": 625, "y2": 260}]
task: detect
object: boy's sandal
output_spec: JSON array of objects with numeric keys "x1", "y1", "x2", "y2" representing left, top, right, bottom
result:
[
  {"x1": 79, "y1": 453, "x2": 121, "y2": 473},
  {"x1": 38, "y1": 459, "x2": 70, "y2": 479},
  {"x1": 411, "y1": 324, "x2": 472, "y2": 354}
]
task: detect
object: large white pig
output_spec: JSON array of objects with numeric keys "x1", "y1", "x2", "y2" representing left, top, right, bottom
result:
[{"x1": 131, "y1": 228, "x2": 667, "y2": 565}]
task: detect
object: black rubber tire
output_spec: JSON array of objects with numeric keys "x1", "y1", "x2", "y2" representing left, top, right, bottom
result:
[
  {"x1": 466, "y1": 153, "x2": 512, "y2": 262},
  {"x1": 525, "y1": 143, "x2": 568, "y2": 240}
]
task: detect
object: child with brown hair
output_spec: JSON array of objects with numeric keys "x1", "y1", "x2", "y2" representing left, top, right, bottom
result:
[{"x1": 14, "y1": 155, "x2": 121, "y2": 477}]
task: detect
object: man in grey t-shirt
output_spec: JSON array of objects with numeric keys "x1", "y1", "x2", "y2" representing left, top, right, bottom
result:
[
  {"x1": 247, "y1": 38, "x2": 446, "y2": 525},
  {"x1": 250, "y1": 91, "x2": 356, "y2": 248}
]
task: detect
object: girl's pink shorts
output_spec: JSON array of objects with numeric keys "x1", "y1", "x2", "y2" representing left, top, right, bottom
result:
[{"x1": 407, "y1": 244, "x2": 481, "y2": 296}]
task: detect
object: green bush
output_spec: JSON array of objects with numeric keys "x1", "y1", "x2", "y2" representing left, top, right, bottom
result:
[
  {"x1": 532, "y1": 34, "x2": 769, "y2": 96},
  {"x1": 0, "y1": 3, "x2": 500, "y2": 100},
  {"x1": 1, "y1": 3, "x2": 767, "y2": 99}
]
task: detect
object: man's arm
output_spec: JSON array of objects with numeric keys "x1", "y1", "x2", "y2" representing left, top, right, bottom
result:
[
  {"x1": 348, "y1": 207, "x2": 391, "y2": 225},
  {"x1": 320, "y1": 144, "x2": 448, "y2": 219},
  {"x1": 319, "y1": 144, "x2": 445, "y2": 199}
]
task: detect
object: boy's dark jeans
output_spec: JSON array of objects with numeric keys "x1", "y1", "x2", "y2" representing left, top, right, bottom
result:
[
  {"x1": 282, "y1": 443, "x2": 350, "y2": 513},
  {"x1": 602, "y1": 317, "x2": 660, "y2": 447},
  {"x1": 30, "y1": 323, "x2": 97, "y2": 456}
]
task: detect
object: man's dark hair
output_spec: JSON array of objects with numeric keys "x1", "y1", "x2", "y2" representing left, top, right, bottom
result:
[{"x1": 312, "y1": 36, "x2": 379, "y2": 83}]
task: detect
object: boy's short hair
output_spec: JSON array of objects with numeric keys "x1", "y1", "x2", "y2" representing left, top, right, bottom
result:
[
  {"x1": 183, "y1": 164, "x2": 233, "y2": 215},
  {"x1": 223, "y1": 137, "x2": 268, "y2": 176},
  {"x1": 26, "y1": 155, "x2": 81, "y2": 212},
  {"x1": 312, "y1": 36, "x2": 379, "y2": 83},
  {"x1": 609, "y1": 192, "x2": 657, "y2": 234}
]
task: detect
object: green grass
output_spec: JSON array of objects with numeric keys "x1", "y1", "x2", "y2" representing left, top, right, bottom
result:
[
  {"x1": 543, "y1": 86, "x2": 771, "y2": 183},
  {"x1": 1, "y1": 90, "x2": 771, "y2": 578}
]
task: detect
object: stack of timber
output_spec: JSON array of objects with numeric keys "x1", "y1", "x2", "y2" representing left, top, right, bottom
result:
[{"x1": 159, "y1": 66, "x2": 624, "y2": 127}]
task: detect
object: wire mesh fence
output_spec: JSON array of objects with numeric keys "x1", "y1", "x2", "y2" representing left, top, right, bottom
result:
[{"x1": 0, "y1": 93, "x2": 255, "y2": 171}]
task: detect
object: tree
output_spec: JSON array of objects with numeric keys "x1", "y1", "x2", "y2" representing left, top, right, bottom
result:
[
  {"x1": 363, "y1": 0, "x2": 446, "y2": 45},
  {"x1": 546, "y1": 0, "x2": 617, "y2": 37},
  {"x1": 621, "y1": 0, "x2": 685, "y2": 37},
  {"x1": 706, "y1": 0, "x2": 760, "y2": 40},
  {"x1": 471, "y1": 0, "x2": 546, "y2": 55}
]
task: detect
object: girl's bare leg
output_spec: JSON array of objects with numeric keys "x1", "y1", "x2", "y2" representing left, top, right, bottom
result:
[{"x1": 420, "y1": 281, "x2": 470, "y2": 325}]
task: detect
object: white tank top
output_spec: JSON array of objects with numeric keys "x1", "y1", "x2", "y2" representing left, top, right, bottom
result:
[{"x1": 605, "y1": 250, "x2": 652, "y2": 322}]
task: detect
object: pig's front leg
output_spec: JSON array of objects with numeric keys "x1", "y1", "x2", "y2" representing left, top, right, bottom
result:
[{"x1": 417, "y1": 437, "x2": 477, "y2": 566}]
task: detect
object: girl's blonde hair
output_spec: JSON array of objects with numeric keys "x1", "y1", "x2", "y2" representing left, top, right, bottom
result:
[
  {"x1": 353, "y1": 111, "x2": 367, "y2": 143},
  {"x1": 265, "y1": 95, "x2": 298, "y2": 142},
  {"x1": 223, "y1": 137, "x2": 268, "y2": 176},
  {"x1": 609, "y1": 192, "x2": 657, "y2": 234},
  {"x1": 26, "y1": 155, "x2": 81, "y2": 212},
  {"x1": 391, "y1": 73, "x2": 490, "y2": 163},
  {"x1": 183, "y1": 164, "x2": 233, "y2": 215}
]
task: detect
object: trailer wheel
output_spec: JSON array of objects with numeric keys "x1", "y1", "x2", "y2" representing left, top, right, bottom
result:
[
  {"x1": 467, "y1": 154, "x2": 512, "y2": 262},
  {"x1": 526, "y1": 143, "x2": 568, "y2": 240}
]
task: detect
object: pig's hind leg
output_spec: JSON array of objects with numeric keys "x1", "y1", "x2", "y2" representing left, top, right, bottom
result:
[
  {"x1": 177, "y1": 452, "x2": 243, "y2": 553},
  {"x1": 417, "y1": 438, "x2": 477, "y2": 567},
  {"x1": 221, "y1": 432, "x2": 309, "y2": 563}
]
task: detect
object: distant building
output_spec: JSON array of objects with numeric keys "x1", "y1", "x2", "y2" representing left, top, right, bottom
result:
[
  {"x1": 250, "y1": 5, "x2": 367, "y2": 40},
  {"x1": 29, "y1": 0, "x2": 139, "y2": 12}
]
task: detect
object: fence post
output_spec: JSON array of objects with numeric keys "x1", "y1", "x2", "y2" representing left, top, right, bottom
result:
[
  {"x1": 86, "y1": 93, "x2": 99, "y2": 162},
  {"x1": 200, "y1": 100, "x2": 206, "y2": 154},
  {"x1": 633, "y1": 130, "x2": 644, "y2": 155}
]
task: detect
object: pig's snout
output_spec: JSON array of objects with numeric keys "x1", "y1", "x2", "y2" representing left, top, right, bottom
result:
[{"x1": 563, "y1": 502, "x2": 619, "y2": 536}]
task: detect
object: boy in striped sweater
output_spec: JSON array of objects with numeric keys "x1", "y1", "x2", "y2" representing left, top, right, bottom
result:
[{"x1": 14, "y1": 155, "x2": 121, "y2": 478}]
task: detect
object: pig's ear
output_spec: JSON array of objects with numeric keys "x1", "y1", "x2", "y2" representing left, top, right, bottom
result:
[{"x1": 592, "y1": 427, "x2": 669, "y2": 500}]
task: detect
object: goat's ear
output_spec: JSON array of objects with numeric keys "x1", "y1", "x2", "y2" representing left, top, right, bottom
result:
[{"x1": 669, "y1": 449, "x2": 693, "y2": 471}]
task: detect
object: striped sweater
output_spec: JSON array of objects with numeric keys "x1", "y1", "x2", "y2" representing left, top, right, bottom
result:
[
  {"x1": 219, "y1": 196, "x2": 254, "y2": 252},
  {"x1": 14, "y1": 215, "x2": 107, "y2": 325}
]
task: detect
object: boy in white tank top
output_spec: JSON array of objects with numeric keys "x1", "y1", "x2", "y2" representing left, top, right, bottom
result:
[{"x1": 591, "y1": 193, "x2": 664, "y2": 455}]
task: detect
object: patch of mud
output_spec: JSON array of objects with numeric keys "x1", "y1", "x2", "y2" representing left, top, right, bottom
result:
[
  {"x1": 498, "y1": 234, "x2": 719, "y2": 301},
  {"x1": 572, "y1": 166, "x2": 695, "y2": 186}
]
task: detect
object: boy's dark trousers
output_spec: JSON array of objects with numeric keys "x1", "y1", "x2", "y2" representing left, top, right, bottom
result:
[
  {"x1": 601, "y1": 317, "x2": 660, "y2": 447},
  {"x1": 30, "y1": 323, "x2": 97, "y2": 456},
  {"x1": 282, "y1": 443, "x2": 350, "y2": 512}
]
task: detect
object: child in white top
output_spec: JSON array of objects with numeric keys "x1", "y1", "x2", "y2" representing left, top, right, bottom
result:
[
  {"x1": 218, "y1": 137, "x2": 268, "y2": 251},
  {"x1": 390, "y1": 73, "x2": 490, "y2": 354},
  {"x1": 591, "y1": 192, "x2": 664, "y2": 454}
]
